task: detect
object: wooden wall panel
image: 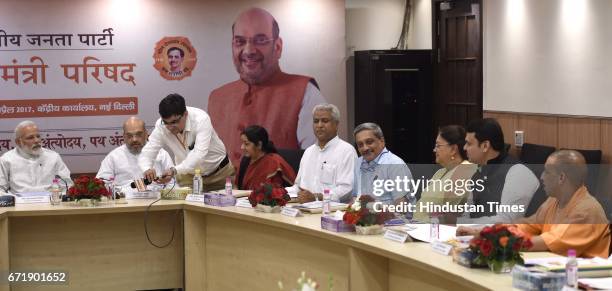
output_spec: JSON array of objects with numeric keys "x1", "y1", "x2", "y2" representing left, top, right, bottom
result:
[
  {"x1": 558, "y1": 118, "x2": 601, "y2": 150},
  {"x1": 517, "y1": 115, "x2": 558, "y2": 147},
  {"x1": 601, "y1": 120, "x2": 612, "y2": 163}
]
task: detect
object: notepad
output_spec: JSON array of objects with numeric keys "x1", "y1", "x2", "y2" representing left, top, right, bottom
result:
[
  {"x1": 292, "y1": 201, "x2": 348, "y2": 213},
  {"x1": 402, "y1": 224, "x2": 457, "y2": 243}
]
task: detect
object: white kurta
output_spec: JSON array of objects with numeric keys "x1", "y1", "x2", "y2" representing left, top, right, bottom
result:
[
  {"x1": 96, "y1": 144, "x2": 174, "y2": 187},
  {"x1": 0, "y1": 147, "x2": 72, "y2": 195},
  {"x1": 286, "y1": 136, "x2": 357, "y2": 202}
]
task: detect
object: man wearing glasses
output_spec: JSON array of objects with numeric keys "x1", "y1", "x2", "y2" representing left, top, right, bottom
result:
[
  {"x1": 139, "y1": 94, "x2": 233, "y2": 191},
  {"x1": 96, "y1": 117, "x2": 173, "y2": 187},
  {"x1": 207, "y1": 7, "x2": 327, "y2": 166},
  {"x1": 352, "y1": 122, "x2": 413, "y2": 206}
]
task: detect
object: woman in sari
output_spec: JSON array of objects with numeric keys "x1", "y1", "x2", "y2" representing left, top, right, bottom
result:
[
  {"x1": 235, "y1": 125, "x2": 296, "y2": 190},
  {"x1": 413, "y1": 125, "x2": 477, "y2": 223}
]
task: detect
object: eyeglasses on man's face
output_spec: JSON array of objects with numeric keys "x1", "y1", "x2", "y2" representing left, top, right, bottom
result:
[
  {"x1": 162, "y1": 114, "x2": 184, "y2": 126},
  {"x1": 232, "y1": 35, "x2": 276, "y2": 48}
]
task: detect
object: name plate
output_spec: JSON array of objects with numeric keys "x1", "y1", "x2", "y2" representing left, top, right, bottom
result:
[
  {"x1": 384, "y1": 229, "x2": 410, "y2": 243},
  {"x1": 281, "y1": 207, "x2": 301, "y2": 217},
  {"x1": 235, "y1": 199, "x2": 253, "y2": 208},
  {"x1": 16, "y1": 196, "x2": 50, "y2": 204},
  {"x1": 126, "y1": 191, "x2": 158, "y2": 199},
  {"x1": 431, "y1": 241, "x2": 453, "y2": 256},
  {"x1": 185, "y1": 194, "x2": 204, "y2": 203}
]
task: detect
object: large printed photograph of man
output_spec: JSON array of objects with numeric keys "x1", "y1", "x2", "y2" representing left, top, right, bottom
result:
[{"x1": 208, "y1": 7, "x2": 327, "y2": 166}]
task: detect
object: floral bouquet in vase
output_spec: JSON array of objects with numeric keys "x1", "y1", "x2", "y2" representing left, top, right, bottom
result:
[
  {"x1": 469, "y1": 224, "x2": 533, "y2": 273},
  {"x1": 67, "y1": 175, "x2": 111, "y2": 205},
  {"x1": 342, "y1": 195, "x2": 394, "y2": 235},
  {"x1": 248, "y1": 181, "x2": 291, "y2": 213}
]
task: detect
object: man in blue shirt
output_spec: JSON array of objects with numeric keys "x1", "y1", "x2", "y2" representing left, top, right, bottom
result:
[{"x1": 353, "y1": 123, "x2": 413, "y2": 205}]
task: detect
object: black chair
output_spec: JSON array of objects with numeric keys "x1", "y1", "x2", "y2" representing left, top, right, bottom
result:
[
  {"x1": 276, "y1": 148, "x2": 305, "y2": 174},
  {"x1": 520, "y1": 143, "x2": 556, "y2": 165},
  {"x1": 521, "y1": 143, "x2": 556, "y2": 217}
]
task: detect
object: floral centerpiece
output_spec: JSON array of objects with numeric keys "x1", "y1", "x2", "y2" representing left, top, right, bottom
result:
[
  {"x1": 278, "y1": 272, "x2": 334, "y2": 291},
  {"x1": 67, "y1": 175, "x2": 111, "y2": 205},
  {"x1": 248, "y1": 182, "x2": 291, "y2": 213},
  {"x1": 469, "y1": 224, "x2": 533, "y2": 273},
  {"x1": 342, "y1": 195, "x2": 393, "y2": 235}
]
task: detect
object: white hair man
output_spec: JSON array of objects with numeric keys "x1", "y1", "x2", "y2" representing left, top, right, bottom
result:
[
  {"x1": 96, "y1": 117, "x2": 174, "y2": 187},
  {"x1": 0, "y1": 121, "x2": 72, "y2": 195},
  {"x1": 287, "y1": 103, "x2": 357, "y2": 203}
]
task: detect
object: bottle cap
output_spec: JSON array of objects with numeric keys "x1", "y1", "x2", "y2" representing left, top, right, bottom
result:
[
  {"x1": 194, "y1": 168, "x2": 201, "y2": 175},
  {"x1": 323, "y1": 189, "x2": 330, "y2": 194},
  {"x1": 568, "y1": 249, "x2": 576, "y2": 257},
  {"x1": 226, "y1": 176, "x2": 231, "y2": 183},
  {"x1": 53, "y1": 178, "x2": 59, "y2": 183}
]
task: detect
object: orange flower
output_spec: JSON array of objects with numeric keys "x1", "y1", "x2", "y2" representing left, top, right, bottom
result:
[{"x1": 499, "y1": 236, "x2": 509, "y2": 247}]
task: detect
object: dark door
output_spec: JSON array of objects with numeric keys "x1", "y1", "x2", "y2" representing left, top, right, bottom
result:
[{"x1": 433, "y1": 0, "x2": 483, "y2": 128}]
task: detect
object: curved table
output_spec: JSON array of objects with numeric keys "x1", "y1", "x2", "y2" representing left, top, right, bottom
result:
[{"x1": 0, "y1": 200, "x2": 547, "y2": 290}]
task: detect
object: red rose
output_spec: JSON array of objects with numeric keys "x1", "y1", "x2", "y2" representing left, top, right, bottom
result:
[
  {"x1": 470, "y1": 238, "x2": 482, "y2": 249},
  {"x1": 359, "y1": 195, "x2": 375, "y2": 203},
  {"x1": 480, "y1": 240, "x2": 493, "y2": 257},
  {"x1": 480, "y1": 226, "x2": 494, "y2": 236},
  {"x1": 512, "y1": 240, "x2": 522, "y2": 252}
]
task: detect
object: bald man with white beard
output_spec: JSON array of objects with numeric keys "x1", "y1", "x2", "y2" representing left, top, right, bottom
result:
[{"x1": 0, "y1": 120, "x2": 72, "y2": 195}]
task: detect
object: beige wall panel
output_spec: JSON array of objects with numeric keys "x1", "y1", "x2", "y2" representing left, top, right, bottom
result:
[
  {"x1": 388, "y1": 259, "x2": 488, "y2": 291},
  {"x1": 205, "y1": 215, "x2": 349, "y2": 291},
  {"x1": 9, "y1": 211, "x2": 183, "y2": 291},
  {"x1": 517, "y1": 115, "x2": 558, "y2": 147},
  {"x1": 348, "y1": 247, "x2": 388, "y2": 291},
  {"x1": 558, "y1": 118, "x2": 601, "y2": 150},
  {"x1": 184, "y1": 210, "x2": 207, "y2": 291},
  {"x1": 0, "y1": 218, "x2": 8, "y2": 291}
]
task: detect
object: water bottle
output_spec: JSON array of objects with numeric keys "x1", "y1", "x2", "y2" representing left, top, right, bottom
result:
[
  {"x1": 192, "y1": 168, "x2": 202, "y2": 195},
  {"x1": 565, "y1": 249, "x2": 578, "y2": 289},
  {"x1": 225, "y1": 177, "x2": 233, "y2": 196},
  {"x1": 430, "y1": 214, "x2": 440, "y2": 242},
  {"x1": 49, "y1": 178, "x2": 62, "y2": 205},
  {"x1": 322, "y1": 189, "x2": 331, "y2": 215},
  {"x1": 108, "y1": 177, "x2": 116, "y2": 204}
]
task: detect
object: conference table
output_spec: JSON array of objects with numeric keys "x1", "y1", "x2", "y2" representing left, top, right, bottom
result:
[{"x1": 0, "y1": 199, "x2": 549, "y2": 291}]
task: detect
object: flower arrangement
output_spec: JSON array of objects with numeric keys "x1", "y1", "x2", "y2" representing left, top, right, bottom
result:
[
  {"x1": 342, "y1": 195, "x2": 394, "y2": 226},
  {"x1": 469, "y1": 224, "x2": 533, "y2": 273},
  {"x1": 248, "y1": 182, "x2": 291, "y2": 208},
  {"x1": 67, "y1": 175, "x2": 111, "y2": 201}
]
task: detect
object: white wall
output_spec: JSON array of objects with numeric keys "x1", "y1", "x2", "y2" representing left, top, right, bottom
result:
[
  {"x1": 346, "y1": 0, "x2": 432, "y2": 54},
  {"x1": 484, "y1": 0, "x2": 612, "y2": 117}
]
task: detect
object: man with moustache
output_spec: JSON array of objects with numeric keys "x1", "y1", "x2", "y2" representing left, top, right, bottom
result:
[
  {"x1": 0, "y1": 120, "x2": 72, "y2": 195},
  {"x1": 96, "y1": 117, "x2": 173, "y2": 187},
  {"x1": 167, "y1": 47, "x2": 184, "y2": 77},
  {"x1": 208, "y1": 7, "x2": 327, "y2": 166},
  {"x1": 352, "y1": 122, "x2": 413, "y2": 205},
  {"x1": 286, "y1": 104, "x2": 356, "y2": 203}
]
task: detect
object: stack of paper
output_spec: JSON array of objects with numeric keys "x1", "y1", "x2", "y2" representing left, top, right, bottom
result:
[{"x1": 292, "y1": 201, "x2": 348, "y2": 213}]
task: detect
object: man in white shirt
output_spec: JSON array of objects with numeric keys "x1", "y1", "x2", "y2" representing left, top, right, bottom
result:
[
  {"x1": 96, "y1": 117, "x2": 173, "y2": 187},
  {"x1": 287, "y1": 103, "x2": 357, "y2": 203},
  {"x1": 139, "y1": 93, "x2": 233, "y2": 191},
  {"x1": 0, "y1": 120, "x2": 72, "y2": 195}
]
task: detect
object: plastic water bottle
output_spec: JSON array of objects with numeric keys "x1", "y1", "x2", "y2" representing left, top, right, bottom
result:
[
  {"x1": 108, "y1": 177, "x2": 116, "y2": 203},
  {"x1": 430, "y1": 214, "x2": 440, "y2": 242},
  {"x1": 192, "y1": 168, "x2": 202, "y2": 195},
  {"x1": 49, "y1": 178, "x2": 62, "y2": 205},
  {"x1": 565, "y1": 249, "x2": 578, "y2": 288},
  {"x1": 225, "y1": 177, "x2": 233, "y2": 196},
  {"x1": 322, "y1": 189, "x2": 331, "y2": 215}
]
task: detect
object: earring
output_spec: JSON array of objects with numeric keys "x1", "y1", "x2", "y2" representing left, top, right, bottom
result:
[{"x1": 451, "y1": 155, "x2": 455, "y2": 160}]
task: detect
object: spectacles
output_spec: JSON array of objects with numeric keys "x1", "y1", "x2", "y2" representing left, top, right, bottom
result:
[
  {"x1": 162, "y1": 114, "x2": 183, "y2": 126},
  {"x1": 232, "y1": 36, "x2": 276, "y2": 48}
]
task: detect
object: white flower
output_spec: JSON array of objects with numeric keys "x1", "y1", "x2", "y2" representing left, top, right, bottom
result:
[{"x1": 351, "y1": 200, "x2": 361, "y2": 211}]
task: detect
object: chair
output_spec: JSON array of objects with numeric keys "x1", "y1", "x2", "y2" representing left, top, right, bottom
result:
[
  {"x1": 521, "y1": 143, "x2": 556, "y2": 216},
  {"x1": 276, "y1": 148, "x2": 305, "y2": 174}
]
